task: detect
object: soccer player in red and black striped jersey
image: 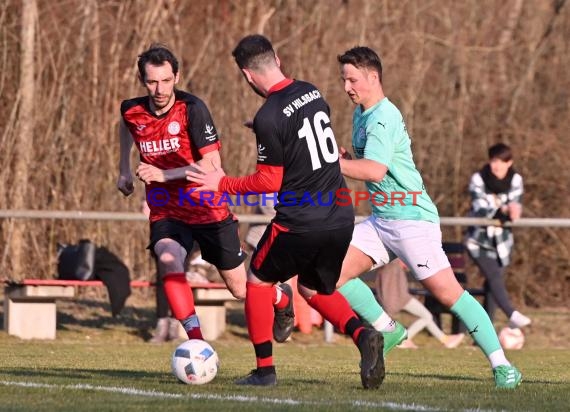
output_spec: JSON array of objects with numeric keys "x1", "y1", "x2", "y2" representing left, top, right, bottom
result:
[
  {"x1": 186, "y1": 35, "x2": 384, "y2": 389},
  {"x1": 117, "y1": 45, "x2": 289, "y2": 343}
]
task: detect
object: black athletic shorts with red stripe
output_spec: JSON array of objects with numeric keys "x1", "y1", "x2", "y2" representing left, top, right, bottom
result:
[
  {"x1": 250, "y1": 222, "x2": 354, "y2": 294},
  {"x1": 149, "y1": 215, "x2": 246, "y2": 271}
]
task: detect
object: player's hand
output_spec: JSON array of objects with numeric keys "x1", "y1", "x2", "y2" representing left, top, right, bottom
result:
[
  {"x1": 185, "y1": 161, "x2": 226, "y2": 192},
  {"x1": 339, "y1": 146, "x2": 352, "y2": 160},
  {"x1": 136, "y1": 163, "x2": 166, "y2": 184},
  {"x1": 117, "y1": 173, "x2": 134, "y2": 197}
]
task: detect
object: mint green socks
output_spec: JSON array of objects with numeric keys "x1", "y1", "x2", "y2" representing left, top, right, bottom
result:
[
  {"x1": 451, "y1": 291, "x2": 501, "y2": 356},
  {"x1": 339, "y1": 278, "x2": 387, "y2": 327}
]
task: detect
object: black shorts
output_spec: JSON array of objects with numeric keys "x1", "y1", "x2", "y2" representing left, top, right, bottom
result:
[
  {"x1": 250, "y1": 223, "x2": 353, "y2": 294},
  {"x1": 149, "y1": 216, "x2": 246, "y2": 271}
]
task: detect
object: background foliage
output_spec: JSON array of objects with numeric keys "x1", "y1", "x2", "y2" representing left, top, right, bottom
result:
[{"x1": 0, "y1": 0, "x2": 568, "y2": 306}]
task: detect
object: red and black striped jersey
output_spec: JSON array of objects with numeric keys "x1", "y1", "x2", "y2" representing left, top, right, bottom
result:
[
  {"x1": 121, "y1": 90, "x2": 230, "y2": 225},
  {"x1": 221, "y1": 79, "x2": 354, "y2": 232}
]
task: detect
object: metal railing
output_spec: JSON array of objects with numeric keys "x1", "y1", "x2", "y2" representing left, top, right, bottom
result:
[
  {"x1": 1, "y1": 209, "x2": 569, "y2": 227},
  {"x1": 1, "y1": 209, "x2": 568, "y2": 342}
]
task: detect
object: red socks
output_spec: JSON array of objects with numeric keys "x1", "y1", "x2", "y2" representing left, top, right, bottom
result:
[
  {"x1": 245, "y1": 282, "x2": 275, "y2": 368},
  {"x1": 273, "y1": 284, "x2": 290, "y2": 310},
  {"x1": 306, "y1": 291, "x2": 364, "y2": 342},
  {"x1": 245, "y1": 283, "x2": 362, "y2": 368},
  {"x1": 163, "y1": 272, "x2": 203, "y2": 340}
]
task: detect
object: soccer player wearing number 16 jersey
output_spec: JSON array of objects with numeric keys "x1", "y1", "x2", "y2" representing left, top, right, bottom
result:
[{"x1": 187, "y1": 34, "x2": 384, "y2": 389}]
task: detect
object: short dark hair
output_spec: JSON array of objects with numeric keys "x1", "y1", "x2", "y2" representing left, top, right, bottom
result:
[
  {"x1": 137, "y1": 44, "x2": 179, "y2": 81},
  {"x1": 232, "y1": 34, "x2": 276, "y2": 70},
  {"x1": 337, "y1": 46, "x2": 383, "y2": 82},
  {"x1": 488, "y1": 143, "x2": 513, "y2": 161}
]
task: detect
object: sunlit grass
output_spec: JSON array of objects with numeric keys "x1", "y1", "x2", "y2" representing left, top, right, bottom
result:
[{"x1": 0, "y1": 333, "x2": 568, "y2": 412}]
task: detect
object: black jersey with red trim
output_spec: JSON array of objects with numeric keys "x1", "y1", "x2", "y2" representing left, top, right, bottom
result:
[
  {"x1": 121, "y1": 90, "x2": 230, "y2": 225},
  {"x1": 251, "y1": 79, "x2": 354, "y2": 232}
]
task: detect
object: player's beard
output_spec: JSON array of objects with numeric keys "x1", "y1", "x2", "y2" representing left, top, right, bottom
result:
[{"x1": 152, "y1": 92, "x2": 174, "y2": 111}]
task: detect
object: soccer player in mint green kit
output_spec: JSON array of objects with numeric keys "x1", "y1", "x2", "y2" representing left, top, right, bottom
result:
[{"x1": 335, "y1": 46, "x2": 522, "y2": 389}]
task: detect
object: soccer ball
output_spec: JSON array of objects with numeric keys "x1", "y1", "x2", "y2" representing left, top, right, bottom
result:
[
  {"x1": 171, "y1": 339, "x2": 219, "y2": 384},
  {"x1": 499, "y1": 327, "x2": 525, "y2": 350}
]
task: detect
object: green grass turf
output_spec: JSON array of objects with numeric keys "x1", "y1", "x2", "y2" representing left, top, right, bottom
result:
[
  {"x1": 0, "y1": 334, "x2": 568, "y2": 412},
  {"x1": 1, "y1": 298, "x2": 568, "y2": 411}
]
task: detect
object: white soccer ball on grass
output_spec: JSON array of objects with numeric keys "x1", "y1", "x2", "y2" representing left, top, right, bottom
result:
[{"x1": 171, "y1": 339, "x2": 219, "y2": 384}]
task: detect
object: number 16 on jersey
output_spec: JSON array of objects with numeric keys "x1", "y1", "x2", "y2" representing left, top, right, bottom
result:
[{"x1": 298, "y1": 111, "x2": 339, "y2": 171}]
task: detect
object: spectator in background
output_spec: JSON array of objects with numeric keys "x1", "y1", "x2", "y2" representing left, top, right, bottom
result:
[
  {"x1": 375, "y1": 259, "x2": 464, "y2": 349},
  {"x1": 465, "y1": 143, "x2": 531, "y2": 329}
]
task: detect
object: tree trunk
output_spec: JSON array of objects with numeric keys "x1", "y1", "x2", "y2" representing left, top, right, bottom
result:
[{"x1": 9, "y1": 0, "x2": 36, "y2": 277}]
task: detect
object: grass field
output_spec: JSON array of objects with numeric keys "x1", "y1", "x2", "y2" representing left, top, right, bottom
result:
[{"x1": 1, "y1": 296, "x2": 569, "y2": 411}]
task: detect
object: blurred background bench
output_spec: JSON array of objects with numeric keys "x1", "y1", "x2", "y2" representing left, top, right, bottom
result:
[{"x1": 3, "y1": 279, "x2": 235, "y2": 340}]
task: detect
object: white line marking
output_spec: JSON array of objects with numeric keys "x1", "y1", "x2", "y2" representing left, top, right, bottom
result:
[
  {"x1": 0, "y1": 380, "x2": 184, "y2": 399},
  {"x1": 0, "y1": 380, "x2": 495, "y2": 411}
]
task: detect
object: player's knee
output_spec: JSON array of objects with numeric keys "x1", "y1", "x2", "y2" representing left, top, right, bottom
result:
[
  {"x1": 220, "y1": 267, "x2": 247, "y2": 299},
  {"x1": 227, "y1": 283, "x2": 246, "y2": 300},
  {"x1": 158, "y1": 253, "x2": 186, "y2": 275},
  {"x1": 158, "y1": 252, "x2": 177, "y2": 266},
  {"x1": 336, "y1": 270, "x2": 354, "y2": 288}
]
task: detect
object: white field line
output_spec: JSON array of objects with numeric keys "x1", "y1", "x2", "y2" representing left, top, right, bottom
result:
[{"x1": 0, "y1": 380, "x2": 496, "y2": 412}]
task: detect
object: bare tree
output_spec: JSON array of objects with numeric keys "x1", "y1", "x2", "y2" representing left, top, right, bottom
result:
[
  {"x1": 0, "y1": 0, "x2": 568, "y2": 306},
  {"x1": 7, "y1": 0, "x2": 37, "y2": 277}
]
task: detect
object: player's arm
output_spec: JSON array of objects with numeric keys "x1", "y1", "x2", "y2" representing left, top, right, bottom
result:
[
  {"x1": 117, "y1": 117, "x2": 135, "y2": 196},
  {"x1": 219, "y1": 165, "x2": 283, "y2": 194},
  {"x1": 340, "y1": 120, "x2": 390, "y2": 183},
  {"x1": 185, "y1": 163, "x2": 283, "y2": 194},
  {"x1": 197, "y1": 150, "x2": 222, "y2": 172},
  {"x1": 136, "y1": 150, "x2": 220, "y2": 184},
  {"x1": 339, "y1": 157, "x2": 387, "y2": 182}
]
